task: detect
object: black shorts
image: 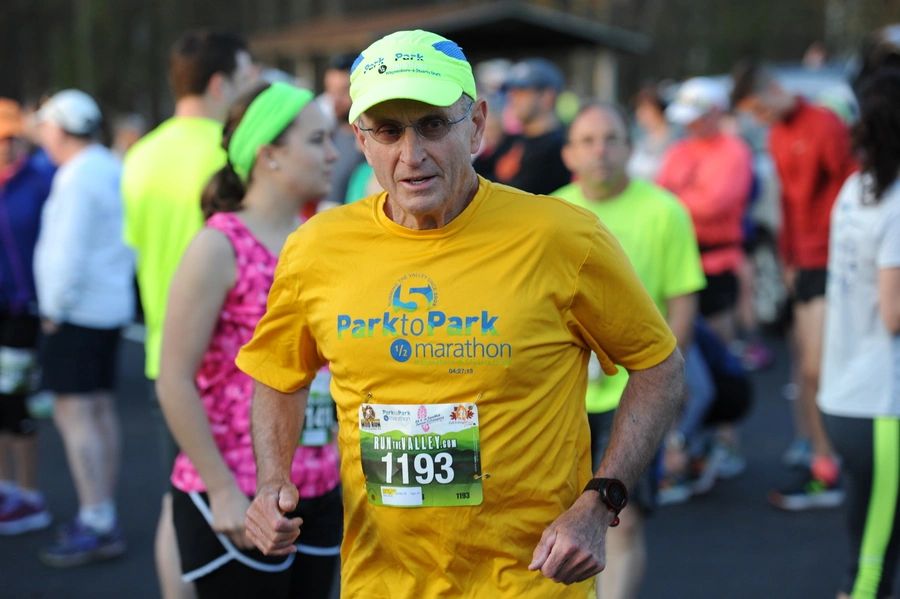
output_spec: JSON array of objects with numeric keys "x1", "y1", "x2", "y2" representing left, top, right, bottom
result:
[
  {"x1": 172, "y1": 485, "x2": 342, "y2": 591},
  {"x1": 793, "y1": 268, "x2": 827, "y2": 303},
  {"x1": 698, "y1": 273, "x2": 739, "y2": 318},
  {"x1": 39, "y1": 323, "x2": 121, "y2": 394},
  {"x1": 588, "y1": 410, "x2": 658, "y2": 514},
  {"x1": 0, "y1": 314, "x2": 39, "y2": 435}
]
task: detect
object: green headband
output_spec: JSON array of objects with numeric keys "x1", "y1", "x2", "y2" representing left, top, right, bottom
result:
[{"x1": 228, "y1": 82, "x2": 314, "y2": 183}]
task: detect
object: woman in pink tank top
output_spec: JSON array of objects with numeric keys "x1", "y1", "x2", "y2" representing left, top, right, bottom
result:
[{"x1": 156, "y1": 82, "x2": 340, "y2": 599}]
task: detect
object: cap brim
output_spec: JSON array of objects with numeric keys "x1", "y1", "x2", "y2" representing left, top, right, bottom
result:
[
  {"x1": 665, "y1": 103, "x2": 704, "y2": 125},
  {"x1": 349, "y1": 77, "x2": 465, "y2": 123}
]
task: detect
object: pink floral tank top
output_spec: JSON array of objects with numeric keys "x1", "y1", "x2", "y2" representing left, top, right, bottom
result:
[{"x1": 171, "y1": 212, "x2": 340, "y2": 498}]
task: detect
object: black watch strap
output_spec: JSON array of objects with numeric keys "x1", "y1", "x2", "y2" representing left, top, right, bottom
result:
[{"x1": 583, "y1": 477, "x2": 628, "y2": 527}]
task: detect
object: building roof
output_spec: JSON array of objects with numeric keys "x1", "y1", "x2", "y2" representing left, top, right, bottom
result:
[{"x1": 251, "y1": 1, "x2": 649, "y2": 60}]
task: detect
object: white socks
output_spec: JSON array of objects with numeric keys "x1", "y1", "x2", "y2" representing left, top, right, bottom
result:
[{"x1": 78, "y1": 501, "x2": 116, "y2": 533}]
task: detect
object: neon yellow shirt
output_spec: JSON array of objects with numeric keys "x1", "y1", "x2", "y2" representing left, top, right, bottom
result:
[
  {"x1": 554, "y1": 179, "x2": 706, "y2": 413},
  {"x1": 237, "y1": 178, "x2": 675, "y2": 598},
  {"x1": 121, "y1": 117, "x2": 225, "y2": 378}
]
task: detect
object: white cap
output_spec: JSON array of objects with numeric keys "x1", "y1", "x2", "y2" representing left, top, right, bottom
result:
[
  {"x1": 37, "y1": 89, "x2": 102, "y2": 136},
  {"x1": 666, "y1": 77, "x2": 728, "y2": 125}
]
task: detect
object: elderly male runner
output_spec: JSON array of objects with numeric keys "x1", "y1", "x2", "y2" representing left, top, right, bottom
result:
[{"x1": 238, "y1": 30, "x2": 685, "y2": 597}]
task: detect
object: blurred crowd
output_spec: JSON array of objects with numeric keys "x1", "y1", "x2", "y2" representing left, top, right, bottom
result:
[{"x1": 1, "y1": 21, "x2": 899, "y2": 599}]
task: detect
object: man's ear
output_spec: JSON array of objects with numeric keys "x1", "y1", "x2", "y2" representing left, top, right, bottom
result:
[
  {"x1": 541, "y1": 89, "x2": 558, "y2": 112},
  {"x1": 469, "y1": 99, "x2": 488, "y2": 155},
  {"x1": 351, "y1": 122, "x2": 373, "y2": 161},
  {"x1": 206, "y1": 72, "x2": 226, "y2": 100},
  {"x1": 561, "y1": 141, "x2": 575, "y2": 173}
]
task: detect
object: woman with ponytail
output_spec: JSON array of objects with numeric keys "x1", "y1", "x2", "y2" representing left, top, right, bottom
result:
[
  {"x1": 818, "y1": 69, "x2": 900, "y2": 599},
  {"x1": 156, "y1": 82, "x2": 340, "y2": 598}
]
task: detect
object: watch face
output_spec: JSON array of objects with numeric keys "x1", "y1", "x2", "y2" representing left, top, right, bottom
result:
[{"x1": 605, "y1": 481, "x2": 627, "y2": 509}]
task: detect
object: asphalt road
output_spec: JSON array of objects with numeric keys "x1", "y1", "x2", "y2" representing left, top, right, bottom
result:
[{"x1": 1, "y1": 335, "x2": 893, "y2": 598}]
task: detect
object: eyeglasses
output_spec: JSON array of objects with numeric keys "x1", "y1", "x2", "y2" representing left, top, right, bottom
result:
[{"x1": 357, "y1": 101, "x2": 474, "y2": 145}]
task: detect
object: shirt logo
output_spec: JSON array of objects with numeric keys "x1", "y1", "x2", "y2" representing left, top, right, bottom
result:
[{"x1": 335, "y1": 273, "x2": 511, "y2": 368}]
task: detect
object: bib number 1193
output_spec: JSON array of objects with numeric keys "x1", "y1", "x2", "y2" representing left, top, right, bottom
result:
[
  {"x1": 359, "y1": 403, "x2": 483, "y2": 507},
  {"x1": 380, "y1": 451, "x2": 454, "y2": 485}
]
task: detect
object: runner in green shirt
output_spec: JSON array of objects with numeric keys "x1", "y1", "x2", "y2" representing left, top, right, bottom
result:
[
  {"x1": 119, "y1": 29, "x2": 256, "y2": 599},
  {"x1": 555, "y1": 101, "x2": 705, "y2": 599}
]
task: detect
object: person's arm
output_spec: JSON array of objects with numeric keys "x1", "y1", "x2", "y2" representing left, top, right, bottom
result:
[
  {"x1": 155, "y1": 228, "x2": 253, "y2": 549},
  {"x1": 244, "y1": 381, "x2": 308, "y2": 556},
  {"x1": 42, "y1": 183, "x2": 93, "y2": 327},
  {"x1": 877, "y1": 200, "x2": 900, "y2": 334},
  {"x1": 530, "y1": 348, "x2": 686, "y2": 583},
  {"x1": 666, "y1": 293, "x2": 697, "y2": 351},
  {"x1": 879, "y1": 267, "x2": 900, "y2": 334}
]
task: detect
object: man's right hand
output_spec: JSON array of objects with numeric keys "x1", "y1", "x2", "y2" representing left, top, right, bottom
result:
[{"x1": 245, "y1": 482, "x2": 303, "y2": 555}]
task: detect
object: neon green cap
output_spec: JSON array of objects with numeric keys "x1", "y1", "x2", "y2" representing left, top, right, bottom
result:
[{"x1": 348, "y1": 29, "x2": 477, "y2": 123}]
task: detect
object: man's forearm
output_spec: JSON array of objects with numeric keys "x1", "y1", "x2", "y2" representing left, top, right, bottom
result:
[
  {"x1": 251, "y1": 381, "x2": 308, "y2": 486},
  {"x1": 596, "y1": 349, "x2": 686, "y2": 490}
]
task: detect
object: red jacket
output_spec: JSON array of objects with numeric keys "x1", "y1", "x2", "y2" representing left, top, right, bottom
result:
[{"x1": 769, "y1": 99, "x2": 856, "y2": 269}]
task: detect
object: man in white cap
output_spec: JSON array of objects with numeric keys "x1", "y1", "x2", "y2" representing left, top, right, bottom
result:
[
  {"x1": 239, "y1": 29, "x2": 685, "y2": 597},
  {"x1": 657, "y1": 77, "x2": 753, "y2": 344},
  {"x1": 33, "y1": 89, "x2": 134, "y2": 567}
]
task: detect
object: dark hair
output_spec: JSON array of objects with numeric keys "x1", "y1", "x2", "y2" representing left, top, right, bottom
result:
[
  {"x1": 853, "y1": 69, "x2": 900, "y2": 201},
  {"x1": 201, "y1": 83, "x2": 297, "y2": 219},
  {"x1": 855, "y1": 25, "x2": 900, "y2": 91},
  {"x1": 634, "y1": 84, "x2": 666, "y2": 113},
  {"x1": 327, "y1": 53, "x2": 358, "y2": 73},
  {"x1": 169, "y1": 30, "x2": 248, "y2": 100},
  {"x1": 730, "y1": 60, "x2": 770, "y2": 109}
]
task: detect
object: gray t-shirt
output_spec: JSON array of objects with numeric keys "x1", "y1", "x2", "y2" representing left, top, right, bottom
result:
[{"x1": 819, "y1": 172, "x2": 900, "y2": 418}]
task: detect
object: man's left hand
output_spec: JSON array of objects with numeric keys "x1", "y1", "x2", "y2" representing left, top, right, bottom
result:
[{"x1": 528, "y1": 491, "x2": 611, "y2": 584}]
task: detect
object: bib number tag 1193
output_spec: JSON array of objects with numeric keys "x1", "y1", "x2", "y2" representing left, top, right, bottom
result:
[{"x1": 359, "y1": 403, "x2": 482, "y2": 507}]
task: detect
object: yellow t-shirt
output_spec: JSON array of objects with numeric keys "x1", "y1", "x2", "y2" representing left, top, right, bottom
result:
[{"x1": 237, "y1": 177, "x2": 675, "y2": 598}]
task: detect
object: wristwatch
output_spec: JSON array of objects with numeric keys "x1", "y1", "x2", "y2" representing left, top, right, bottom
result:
[{"x1": 583, "y1": 478, "x2": 628, "y2": 527}]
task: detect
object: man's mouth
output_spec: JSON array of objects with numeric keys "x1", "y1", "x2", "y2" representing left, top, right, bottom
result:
[{"x1": 401, "y1": 175, "x2": 435, "y2": 186}]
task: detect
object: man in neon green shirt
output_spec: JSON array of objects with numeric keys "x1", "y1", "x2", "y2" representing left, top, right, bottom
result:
[
  {"x1": 120, "y1": 29, "x2": 256, "y2": 599},
  {"x1": 555, "y1": 102, "x2": 705, "y2": 599},
  {"x1": 122, "y1": 30, "x2": 256, "y2": 380}
]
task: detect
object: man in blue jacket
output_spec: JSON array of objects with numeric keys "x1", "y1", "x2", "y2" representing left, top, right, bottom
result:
[{"x1": 0, "y1": 97, "x2": 55, "y2": 536}]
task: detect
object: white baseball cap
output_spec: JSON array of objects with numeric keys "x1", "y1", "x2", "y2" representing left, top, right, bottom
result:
[
  {"x1": 37, "y1": 89, "x2": 102, "y2": 136},
  {"x1": 666, "y1": 77, "x2": 728, "y2": 125}
]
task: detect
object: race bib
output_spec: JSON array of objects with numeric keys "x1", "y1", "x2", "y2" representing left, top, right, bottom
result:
[
  {"x1": 299, "y1": 370, "x2": 336, "y2": 447},
  {"x1": 0, "y1": 347, "x2": 38, "y2": 395},
  {"x1": 359, "y1": 403, "x2": 483, "y2": 507}
]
